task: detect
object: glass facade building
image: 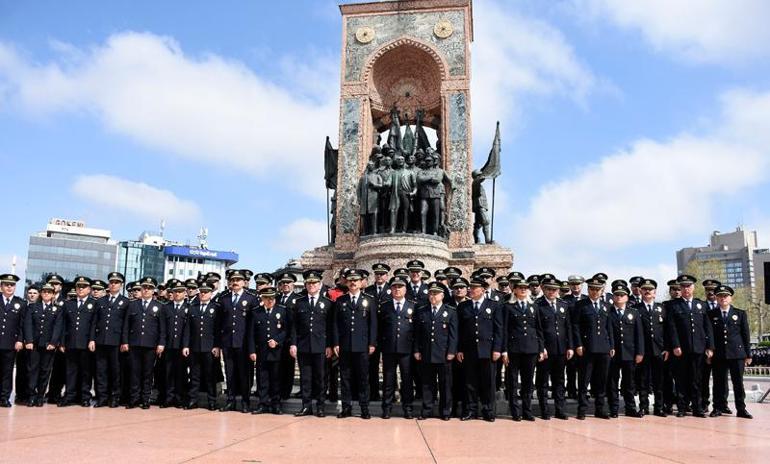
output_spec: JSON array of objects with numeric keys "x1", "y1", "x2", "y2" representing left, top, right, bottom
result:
[
  {"x1": 117, "y1": 240, "x2": 166, "y2": 285},
  {"x1": 25, "y1": 220, "x2": 117, "y2": 287}
]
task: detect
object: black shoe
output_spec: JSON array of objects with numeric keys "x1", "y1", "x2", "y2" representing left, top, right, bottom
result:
[
  {"x1": 185, "y1": 401, "x2": 199, "y2": 410},
  {"x1": 522, "y1": 414, "x2": 535, "y2": 422},
  {"x1": 721, "y1": 407, "x2": 733, "y2": 415},
  {"x1": 207, "y1": 402, "x2": 217, "y2": 411},
  {"x1": 360, "y1": 409, "x2": 371, "y2": 420},
  {"x1": 654, "y1": 409, "x2": 667, "y2": 417},
  {"x1": 241, "y1": 404, "x2": 251, "y2": 414},
  {"x1": 460, "y1": 413, "x2": 476, "y2": 421},
  {"x1": 125, "y1": 401, "x2": 138, "y2": 409},
  {"x1": 692, "y1": 410, "x2": 706, "y2": 418},
  {"x1": 640, "y1": 407, "x2": 649, "y2": 416},
  {"x1": 576, "y1": 414, "x2": 585, "y2": 420},
  {"x1": 220, "y1": 401, "x2": 236, "y2": 412},
  {"x1": 295, "y1": 407, "x2": 313, "y2": 417},
  {"x1": 251, "y1": 406, "x2": 266, "y2": 415},
  {"x1": 141, "y1": 402, "x2": 150, "y2": 410},
  {"x1": 709, "y1": 410, "x2": 721, "y2": 417},
  {"x1": 676, "y1": 411, "x2": 686, "y2": 417},
  {"x1": 511, "y1": 415, "x2": 521, "y2": 422},
  {"x1": 381, "y1": 410, "x2": 391, "y2": 419},
  {"x1": 685, "y1": 406, "x2": 692, "y2": 413},
  {"x1": 555, "y1": 413, "x2": 568, "y2": 420},
  {"x1": 109, "y1": 399, "x2": 120, "y2": 408},
  {"x1": 316, "y1": 409, "x2": 326, "y2": 418},
  {"x1": 417, "y1": 414, "x2": 427, "y2": 420},
  {"x1": 609, "y1": 412, "x2": 618, "y2": 418},
  {"x1": 271, "y1": 406, "x2": 283, "y2": 415},
  {"x1": 482, "y1": 412, "x2": 495, "y2": 422},
  {"x1": 595, "y1": 412, "x2": 610, "y2": 419},
  {"x1": 58, "y1": 400, "x2": 73, "y2": 407},
  {"x1": 403, "y1": 410, "x2": 413, "y2": 420},
  {"x1": 664, "y1": 406, "x2": 674, "y2": 415},
  {"x1": 440, "y1": 415, "x2": 450, "y2": 421},
  {"x1": 736, "y1": 410, "x2": 753, "y2": 419},
  {"x1": 540, "y1": 413, "x2": 551, "y2": 420},
  {"x1": 93, "y1": 400, "x2": 107, "y2": 408},
  {"x1": 337, "y1": 408, "x2": 352, "y2": 418}
]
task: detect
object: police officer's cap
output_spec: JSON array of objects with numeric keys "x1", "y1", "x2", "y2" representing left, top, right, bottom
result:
[
  {"x1": 611, "y1": 279, "x2": 628, "y2": 288},
  {"x1": 184, "y1": 278, "x2": 199, "y2": 289},
  {"x1": 302, "y1": 269, "x2": 323, "y2": 283},
  {"x1": 586, "y1": 277, "x2": 605, "y2": 288},
  {"x1": 715, "y1": 285, "x2": 734, "y2": 296},
  {"x1": 140, "y1": 276, "x2": 158, "y2": 288},
  {"x1": 242, "y1": 269, "x2": 254, "y2": 281},
  {"x1": 421, "y1": 269, "x2": 430, "y2": 281},
  {"x1": 541, "y1": 276, "x2": 560, "y2": 289},
  {"x1": 427, "y1": 281, "x2": 445, "y2": 293},
  {"x1": 567, "y1": 275, "x2": 585, "y2": 285},
  {"x1": 444, "y1": 267, "x2": 462, "y2": 278},
  {"x1": 612, "y1": 283, "x2": 630, "y2": 296},
  {"x1": 434, "y1": 269, "x2": 447, "y2": 280},
  {"x1": 107, "y1": 272, "x2": 125, "y2": 283},
  {"x1": 629, "y1": 276, "x2": 644, "y2": 286},
  {"x1": 40, "y1": 283, "x2": 55, "y2": 293},
  {"x1": 73, "y1": 276, "x2": 92, "y2": 287},
  {"x1": 228, "y1": 270, "x2": 246, "y2": 281},
  {"x1": 702, "y1": 279, "x2": 721, "y2": 290},
  {"x1": 276, "y1": 272, "x2": 297, "y2": 284},
  {"x1": 390, "y1": 275, "x2": 408, "y2": 287},
  {"x1": 91, "y1": 279, "x2": 107, "y2": 291},
  {"x1": 474, "y1": 267, "x2": 496, "y2": 278},
  {"x1": 507, "y1": 271, "x2": 525, "y2": 284},
  {"x1": 592, "y1": 273, "x2": 608, "y2": 283},
  {"x1": 676, "y1": 274, "x2": 697, "y2": 285},
  {"x1": 372, "y1": 263, "x2": 391, "y2": 274},
  {"x1": 667, "y1": 279, "x2": 681, "y2": 289},
  {"x1": 451, "y1": 277, "x2": 470, "y2": 289},
  {"x1": 496, "y1": 275, "x2": 509, "y2": 286},
  {"x1": 526, "y1": 274, "x2": 540, "y2": 286},
  {"x1": 344, "y1": 269, "x2": 367, "y2": 281},
  {"x1": 45, "y1": 274, "x2": 63, "y2": 285},
  {"x1": 0, "y1": 274, "x2": 20, "y2": 284},
  {"x1": 469, "y1": 277, "x2": 489, "y2": 289},
  {"x1": 640, "y1": 278, "x2": 657, "y2": 290},
  {"x1": 254, "y1": 273, "x2": 273, "y2": 285},
  {"x1": 199, "y1": 281, "x2": 214, "y2": 292},
  {"x1": 205, "y1": 272, "x2": 221, "y2": 282},
  {"x1": 167, "y1": 279, "x2": 186, "y2": 291},
  {"x1": 406, "y1": 260, "x2": 425, "y2": 271},
  {"x1": 392, "y1": 268, "x2": 409, "y2": 278},
  {"x1": 259, "y1": 286, "x2": 278, "y2": 298}
]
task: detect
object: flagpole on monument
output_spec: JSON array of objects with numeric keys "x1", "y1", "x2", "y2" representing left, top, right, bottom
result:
[{"x1": 479, "y1": 121, "x2": 501, "y2": 244}]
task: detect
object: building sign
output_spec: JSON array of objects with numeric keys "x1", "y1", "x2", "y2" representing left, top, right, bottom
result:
[
  {"x1": 49, "y1": 218, "x2": 86, "y2": 228},
  {"x1": 164, "y1": 246, "x2": 238, "y2": 263}
]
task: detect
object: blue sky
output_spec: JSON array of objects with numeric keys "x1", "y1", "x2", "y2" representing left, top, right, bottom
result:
[{"x1": 1, "y1": 0, "x2": 770, "y2": 288}]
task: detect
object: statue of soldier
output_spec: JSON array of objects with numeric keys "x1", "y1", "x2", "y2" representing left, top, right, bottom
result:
[
  {"x1": 471, "y1": 170, "x2": 492, "y2": 244},
  {"x1": 387, "y1": 155, "x2": 417, "y2": 233},
  {"x1": 377, "y1": 150, "x2": 395, "y2": 233},
  {"x1": 358, "y1": 161, "x2": 383, "y2": 235},
  {"x1": 417, "y1": 149, "x2": 453, "y2": 235}
]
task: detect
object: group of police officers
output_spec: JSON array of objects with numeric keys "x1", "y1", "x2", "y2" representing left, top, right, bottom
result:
[{"x1": 0, "y1": 260, "x2": 757, "y2": 421}]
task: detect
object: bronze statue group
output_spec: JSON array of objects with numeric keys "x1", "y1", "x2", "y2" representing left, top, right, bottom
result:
[{"x1": 0, "y1": 261, "x2": 755, "y2": 421}]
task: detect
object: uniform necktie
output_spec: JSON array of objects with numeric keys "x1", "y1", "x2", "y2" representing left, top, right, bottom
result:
[
  {"x1": 175, "y1": 304, "x2": 180, "y2": 312},
  {"x1": 377, "y1": 286, "x2": 383, "y2": 296},
  {"x1": 395, "y1": 301, "x2": 401, "y2": 315},
  {"x1": 551, "y1": 301, "x2": 556, "y2": 311},
  {"x1": 281, "y1": 294, "x2": 287, "y2": 305},
  {"x1": 474, "y1": 301, "x2": 480, "y2": 313},
  {"x1": 594, "y1": 301, "x2": 599, "y2": 313},
  {"x1": 722, "y1": 310, "x2": 728, "y2": 323},
  {"x1": 352, "y1": 295, "x2": 357, "y2": 307},
  {"x1": 78, "y1": 299, "x2": 83, "y2": 309},
  {"x1": 686, "y1": 300, "x2": 692, "y2": 311},
  {"x1": 310, "y1": 296, "x2": 315, "y2": 308},
  {"x1": 647, "y1": 304, "x2": 652, "y2": 314},
  {"x1": 432, "y1": 306, "x2": 437, "y2": 318},
  {"x1": 413, "y1": 285, "x2": 419, "y2": 296},
  {"x1": 109, "y1": 296, "x2": 115, "y2": 306},
  {"x1": 142, "y1": 300, "x2": 148, "y2": 311}
]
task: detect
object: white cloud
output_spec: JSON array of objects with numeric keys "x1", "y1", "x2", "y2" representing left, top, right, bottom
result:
[
  {"x1": 576, "y1": 0, "x2": 770, "y2": 64},
  {"x1": 72, "y1": 174, "x2": 201, "y2": 224},
  {"x1": 506, "y1": 87, "x2": 770, "y2": 279},
  {"x1": 0, "y1": 32, "x2": 338, "y2": 198},
  {"x1": 472, "y1": 1, "x2": 603, "y2": 139},
  {"x1": 273, "y1": 218, "x2": 328, "y2": 257}
]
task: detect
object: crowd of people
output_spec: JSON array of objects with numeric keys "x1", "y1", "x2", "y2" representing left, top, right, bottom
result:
[{"x1": 0, "y1": 261, "x2": 758, "y2": 421}]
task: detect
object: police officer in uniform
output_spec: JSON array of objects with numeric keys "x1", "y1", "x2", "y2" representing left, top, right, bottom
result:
[
  {"x1": 332, "y1": 269, "x2": 377, "y2": 419},
  {"x1": 406, "y1": 260, "x2": 429, "y2": 307},
  {"x1": 216, "y1": 270, "x2": 258, "y2": 413},
  {"x1": 0, "y1": 274, "x2": 25, "y2": 406},
  {"x1": 709, "y1": 285, "x2": 752, "y2": 419},
  {"x1": 450, "y1": 277, "x2": 469, "y2": 417},
  {"x1": 91, "y1": 272, "x2": 129, "y2": 408},
  {"x1": 249, "y1": 286, "x2": 290, "y2": 414},
  {"x1": 535, "y1": 276, "x2": 573, "y2": 420},
  {"x1": 58, "y1": 276, "x2": 97, "y2": 407},
  {"x1": 290, "y1": 270, "x2": 333, "y2": 417},
  {"x1": 606, "y1": 282, "x2": 644, "y2": 418},
  {"x1": 503, "y1": 276, "x2": 545, "y2": 421},
  {"x1": 44, "y1": 274, "x2": 67, "y2": 404},
  {"x1": 414, "y1": 281, "x2": 457, "y2": 420},
  {"x1": 628, "y1": 276, "x2": 643, "y2": 305},
  {"x1": 185, "y1": 279, "x2": 200, "y2": 305},
  {"x1": 666, "y1": 274, "x2": 714, "y2": 417},
  {"x1": 365, "y1": 263, "x2": 391, "y2": 402},
  {"x1": 573, "y1": 276, "x2": 615, "y2": 420},
  {"x1": 276, "y1": 272, "x2": 299, "y2": 401},
  {"x1": 634, "y1": 278, "x2": 669, "y2": 416},
  {"x1": 162, "y1": 279, "x2": 189, "y2": 408},
  {"x1": 700, "y1": 279, "x2": 720, "y2": 413},
  {"x1": 182, "y1": 280, "x2": 219, "y2": 410},
  {"x1": 378, "y1": 275, "x2": 416, "y2": 419},
  {"x1": 122, "y1": 277, "x2": 166, "y2": 409},
  {"x1": 456, "y1": 277, "x2": 504, "y2": 422},
  {"x1": 23, "y1": 282, "x2": 61, "y2": 407},
  {"x1": 562, "y1": 275, "x2": 586, "y2": 399}
]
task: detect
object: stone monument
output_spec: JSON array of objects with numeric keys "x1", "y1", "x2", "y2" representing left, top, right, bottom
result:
[{"x1": 302, "y1": 0, "x2": 512, "y2": 279}]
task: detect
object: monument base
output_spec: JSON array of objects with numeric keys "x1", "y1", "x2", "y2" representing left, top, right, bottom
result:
[{"x1": 300, "y1": 234, "x2": 513, "y2": 283}]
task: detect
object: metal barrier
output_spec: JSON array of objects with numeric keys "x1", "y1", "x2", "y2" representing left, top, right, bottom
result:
[{"x1": 746, "y1": 366, "x2": 770, "y2": 376}]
